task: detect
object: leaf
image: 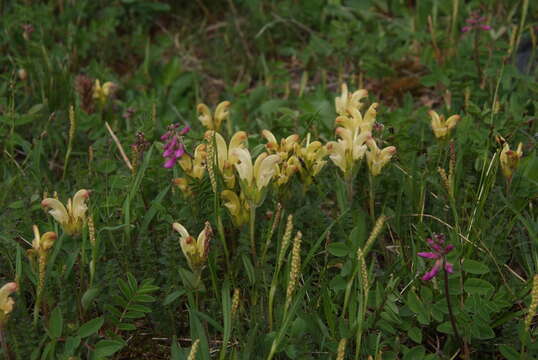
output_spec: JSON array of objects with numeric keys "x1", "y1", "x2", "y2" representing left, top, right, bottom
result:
[
  {"x1": 327, "y1": 243, "x2": 350, "y2": 257},
  {"x1": 408, "y1": 327, "x2": 422, "y2": 343},
  {"x1": 78, "y1": 317, "x2": 104, "y2": 338},
  {"x1": 498, "y1": 345, "x2": 520, "y2": 360},
  {"x1": 48, "y1": 307, "x2": 63, "y2": 339},
  {"x1": 403, "y1": 345, "x2": 425, "y2": 360},
  {"x1": 436, "y1": 321, "x2": 454, "y2": 334},
  {"x1": 462, "y1": 259, "x2": 490, "y2": 274},
  {"x1": 471, "y1": 321, "x2": 495, "y2": 340},
  {"x1": 464, "y1": 278, "x2": 495, "y2": 296},
  {"x1": 163, "y1": 290, "x2": 186, "y2": 306},
  {"x1": 93, "y1": 339, "x2": 125, "y2": 357}
]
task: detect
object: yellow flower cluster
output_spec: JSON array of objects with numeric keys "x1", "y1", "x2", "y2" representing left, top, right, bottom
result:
[
  {"x1": 172, "y1": 222, "x2": 212, "y2": 273},
  {"x1": 0, "y1": 282, "x2": 18, "y2": 326},
  {"x1": 500, "y1": 141, "x2": 523, "y2": 180},
  {"x1": 41, "y1": 189, "x2": 90, "y2": 236}
]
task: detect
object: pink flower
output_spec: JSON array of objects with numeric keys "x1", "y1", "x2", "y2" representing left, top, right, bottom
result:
[
  {"x1": 418, "y1": 234, "x2": 454, "y2": 281},
  {"x1": 161, "y1": 124, "x2": 189, "y2": 169},
  {"x1": 461, "y1": 11, "x2": 492, "y2": 33}
]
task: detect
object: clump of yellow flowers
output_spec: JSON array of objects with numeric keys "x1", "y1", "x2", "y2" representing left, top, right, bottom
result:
[
  {"x1": 0, "y1": 282, "x2": 18, "y2": 326},
  {"x1": 429, "y1": 110, "x2": 460, "y2": 138},
  {"x1": 93, "y1": 79, "x2": 116, "y2": 109},
  {"x1": 41, "y1": 189, "x2": 90, "y2": 236},
  {"x1": 198, "y1": 101, "x2": 231, "y2": 132},
  {"x1": 500, "y1": 141, "x2": 523, "y2": 180}
]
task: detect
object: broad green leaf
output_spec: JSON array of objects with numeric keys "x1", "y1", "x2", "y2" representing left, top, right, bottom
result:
[
  {"x1": 327, "y1": 242, "x2": 350, "y2": 257},
  {"x1": 93, "y1": 339, "x2": 125, "y2": 357},
  {"x1": 163, "y1": 290, "x2": 186, "y2": 306},
  {"x1": 48, "y1": 307, "x2": 63, "y2": 339},
  {"x1": 408, "y1": 327, "x2": 422, "y2": 343},
  {"x1": 78, "y1": 317, "x2": 104, "y2": 338},
  {"x1": 462, "y1": 259, "x2": 490, "y2": 274},
  {"x1": 464, "y1": 278, "x2": 494, "y2": 296}
]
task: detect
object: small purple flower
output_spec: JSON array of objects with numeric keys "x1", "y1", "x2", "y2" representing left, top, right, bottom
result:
[
  {"x1": 161, "y1": 123, "x2": 190, "y2": 169},
  {"x1": 461, "y1": 12, "x2": 492, "y2": 33},
  {"x1": 417, "y1": 234, "x2": 454, "y2": 281}
]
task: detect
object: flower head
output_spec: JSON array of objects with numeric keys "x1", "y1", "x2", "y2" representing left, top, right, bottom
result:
[
  {"x1": 204, "y1": 130, "x2": 247, "y2": 188},
  {"x1": 296, "y1": 135, "x2": 328, "y2": 186},
  {"x1": 365, "y1": 138, "x2": 396, "y2": 176},
  {"x1": 92, "y1": 79, "x2": 116, "y2": 108},
  {"x1": 161, "y1": 123, "x2": 190, "y2": 169},
  {"x1": 462, "y1": 12, "x2": 492, "y2": 33},
  {"x1": 418, "y1": 234, "x2": 454, "y2": 281},
  {"x1": 197, "y1": 101, "x2": 231, "y2": 131},
  {"x1": 0, "y1": 282, "x2": 18, "y2": 324},
  {"x1": 221, "y1": 190, "x2": 250, "y2": 227},
  {"x1": 173, "y1": 222, "x2": 212, "y2": 272},
  {"x1": 232, "y1": 148, "x2": 281, "y2": 206},
  {"x1": 500, "y1": 141, "x2": 523, "y2": 180},
  {"x1": 41, "y1": 190, "x2": 90, "y2": 236},
  {"x1": 429, "y1": 110, "x2": 460, "y2": 138}
]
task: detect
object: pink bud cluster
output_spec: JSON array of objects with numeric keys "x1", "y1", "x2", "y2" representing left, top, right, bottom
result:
[
  {"x1": 161, "y1": 124, "x2": 190, "y2": 168},
  {"x1": 417, "y1": 234, "x2": 454, "y2": 281},
  {"x1": 462, "y1": 12, "x2": 492, "y2": 33}
]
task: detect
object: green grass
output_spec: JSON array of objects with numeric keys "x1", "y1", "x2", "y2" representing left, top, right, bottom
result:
[{"x1": 0, "y1": 0, "x2": 537, "y2": 359}]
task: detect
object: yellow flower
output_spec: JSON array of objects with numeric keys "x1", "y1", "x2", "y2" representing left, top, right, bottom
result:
[
  {"x1": 232, "y1": 148, "x2": 281, "y2": 206},
  {"x1": 296, "y1": 135, "x2": 328, "y2": 186},
  {"x1": 172, "y1": 222, "x2": 212, "y2": 272},
  {"x1": 41, "y1": 189, "x2": 90, "y2": 236},
  {"x1": 275, "y1": 156, "x2": 301, "y2": 186},
  {"x1": 221, "y1": 190, "x2": 250, "y2": 227},
  {"x1": 261, "y1": 130, "x2": 300, "y2": 160},
  {"x1": 429, "y1": 110, "x2": 460, "y2": 138},
  {"x1": 335, "y1": 83, "x2": 368, "y2": 117},
  {"x1": 178, "y1": 144, "x2": 207, "y2": 179},
  {"x1": 365, "y1": 139, "x2": 396, "y2": 176},
  {"x1": 500, "y1": 142, "x2": 523, "y2": 180},
  {"x1": 92, "y1": 79, "x2": 116, "y2": 107},
  {"x1": 205, "y1": 130, "x2": 248, "y2": 188},
  {"x1": 0, "y1": 282, "x2": 18, "y2": 323},
  {"x1": 197, "y1": 101, "x2": 231, "y2": 131},
  {"x1": 326, "y1": 125, "x2": 371, "y2": 178}
]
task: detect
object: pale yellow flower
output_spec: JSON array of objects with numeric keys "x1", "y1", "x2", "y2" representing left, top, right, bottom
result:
[
  {"x1": 296, "y1": 135, "x2": 328, "y2": 186},
  {"x1": 429, "y1": 110, "x2": 460, "y2": 138},
  {"x1": 172, "y1": 222, "x2": 212, "y2": 272},
  {"x1": 221, "y1": 190, "x2": 250, "y2": 227},
  {"x1": 205, "y1": 130, "x2": 248, "y2": 188},
  {"x1": 500, "y1": 142, "x2": 523, "y2": 179},
  {"x1": 178, "y1": 144, "x2": 207, "y2": 179},
  {"x1": 365, "y1": 139, "x2": 396, "y2": 176},
  {"x1": 0, "y1": 282, "x2": 18, "y2": 322},
  {"x1": 92, "y1": 79, "x2": 116, "y2": 107},
  {"x1": 41, "y1": 190, "x2": 90, "y2": 236},
  {"x1": 275, "y1": 156, "x2": 301, "y2": 185},
  {"x1": 261, "y1": 130, "x2": 300, "y2": 161},
  {"x1": 197, "y1": 101, "x2": 231, "y2": 131},
  {"x1": 335, "y1": 83, "x2": 368, "y2": 117},
  {"x1": 232, "y1": 148, "x2": 281, "y2": 206}
]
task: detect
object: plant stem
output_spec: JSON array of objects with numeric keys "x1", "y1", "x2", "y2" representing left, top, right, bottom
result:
[
  {"x1": 249, "y1": 203, "x2": 257, "y2": 260},
  {"x1": 368, "y1": 173, "x2": 375, "y2": 220},
  {"x1": 443, "y1": 264, "x2": 468, "y2": 359},
  {"x1": 0, "y1": 326, "x2": 12, "y2": 360},
  {"x1": 473, "y1": 31, "x2": 482, "y2": 85}
]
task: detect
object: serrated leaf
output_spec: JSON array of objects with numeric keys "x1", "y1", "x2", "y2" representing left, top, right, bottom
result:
[
  {"x1": 78, "y1": 317, "x2": 104, "y2": 338},
  {"x1": 462, "y1": 259, "x2": 490, "y2": 274}
]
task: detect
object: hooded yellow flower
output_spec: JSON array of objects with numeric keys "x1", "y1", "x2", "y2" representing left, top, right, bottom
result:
[
  {"x1": 232, "y1": 148, "x2": 281, "y2": 206},
  {"x1": 221, "y1": 190, "x2": 250, "y2": 227},
  {"x1": 204, "y1": 130, "x2": 248, "y2": 188},
  {"x1": 335, "y1": 83, "x2": 368, "y2": 117},
  {"x1": 178, "y1": 143, "x2": 207, "y2": 179},
  {"x1": 0, "y1": 282, "x2": 18, "y2": 324},
  {"x1": 365, "y1": 139, "x2": 397, "y2": 176},
  {"x1": 93, "y1": 79, "x2": 116, "y2": 107},
  {"x1": 500, "y1": 142, "x2": 523, "y2": 180},
  {"x1": 172, "y1": 222, "x2": 212, "y2": 272},
  {"x1": 429, "y1": 110, "x2": 460, "y2": 138},
  {"x1": 41, "y1": 189, "x2": 90, "y2": 236},
  {"x1": 197, "y1": 101, "x2": 231, "y2": 131},
  {"x1": 261, "y1": 130, "x2": 300, "y2": 161}
]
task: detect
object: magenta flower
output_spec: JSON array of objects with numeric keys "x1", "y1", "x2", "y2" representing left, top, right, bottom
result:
[
  {"x1": 418, "y1": 234, "x2": 454, "y2": 281},
  {"x1": 161, "y1": 123, "x2": 190, "y2": 169},
  {"x1": 461, "y1": 12, "x2": 492, "y2": 33}
]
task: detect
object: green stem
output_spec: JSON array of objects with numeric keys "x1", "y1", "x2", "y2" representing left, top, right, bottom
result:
[
  {"x1": 249, "y1": 204, "x2": 257, "y2": 261},
  {"x1": 368, "y1": 173, "x2": 375, "y2": 220}
]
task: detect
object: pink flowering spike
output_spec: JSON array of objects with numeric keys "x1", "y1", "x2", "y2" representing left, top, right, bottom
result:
[
  {"x1": 418, "y1": 252, "x2": 439, "y2": 259},
  {"x1": 163, "y1": 157, "x2": 176, "y2": 168},
  {"x1": 445, "y1": 244, "x2": 454, "y2": 252},
  {"x1": 466, "y1": 18, "x2": 477, "y2": 24},
  {"x1": 161, "y1": 132, "x2": 171, "y2": 140},
  {"x1": 180, "y1": 125, "x2": 191, "y2": 135},
  {"x1": 174, "y1": 147, "x2": 185, "y2": 158},
  {"x1": 444, "y1": 262, "x2": 454, "y2": 273},
  {"x1": 481, "y1": 25, "x2": 491, "y2": 31},
  {"x1": 163, "y1": 147, "x2": 174, "y2": 157},
  {"x1": 462, "y1": 26, "x2": 471, "y2": 33},
  {"x1": 422, "y1": 261, "x2": 441, "y2": 281},
  {"x1": 431, "y1": 243, "x2": 442, "y2": 252},
  {"x1": 427, "y1": 238, "x2": 434, "y2": 246}
]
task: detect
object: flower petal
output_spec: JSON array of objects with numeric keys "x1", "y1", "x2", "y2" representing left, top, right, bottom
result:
[
  {"x1": 41, "y1": 198, "x2": 69, "y2": 225},
  {"x1": 417, "y1": 252, "x2": 440, "y2": 259}
]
